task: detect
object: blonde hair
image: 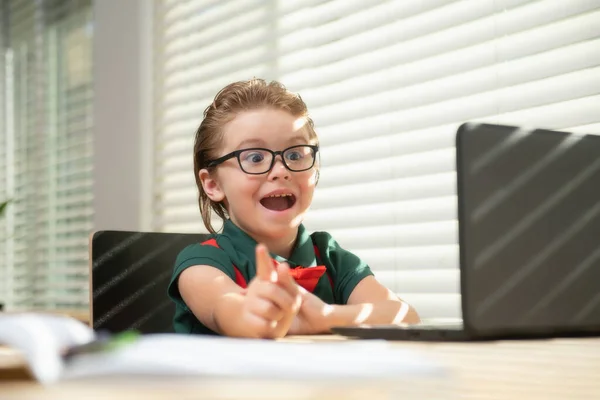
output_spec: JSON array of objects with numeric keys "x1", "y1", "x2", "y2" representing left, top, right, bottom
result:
[{"x1": 193, "y1": 78, "x2": 318, "y2": 233}]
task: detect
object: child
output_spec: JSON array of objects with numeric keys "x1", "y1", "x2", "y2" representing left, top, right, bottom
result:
[{"x1": 167, "y1": 78, "x2": 420, "y2": 338}]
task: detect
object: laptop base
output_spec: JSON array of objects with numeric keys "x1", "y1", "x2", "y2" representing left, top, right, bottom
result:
[
  {"x1": 331, "y1": 325, "x2": 471, "y2": 342},
  {"x1": 331, "y1": 324, "x2": 600, "y2": 342}
]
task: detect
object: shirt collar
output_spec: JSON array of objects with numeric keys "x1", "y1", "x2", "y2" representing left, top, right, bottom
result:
[{"x1": 222, "y1": 219, "x2": 317, "y2": 267}]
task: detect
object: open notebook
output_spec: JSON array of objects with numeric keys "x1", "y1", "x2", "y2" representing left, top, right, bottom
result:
[{"x1": 0, "y1": 313, "x2": 446, "y2": 385}]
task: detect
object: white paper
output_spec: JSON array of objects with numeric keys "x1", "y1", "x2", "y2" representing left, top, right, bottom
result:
[
  {"x1": 0, "y1": 313, "x2": 447, "y2": 385},
  {"x1": 62, "y1": 334, "x2": 445, "y2": 381},
  {"x1": 0, "y1": 313, "x2": 95, "y2": 383}
]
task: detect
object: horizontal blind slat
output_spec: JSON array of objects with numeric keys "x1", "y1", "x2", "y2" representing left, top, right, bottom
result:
[
  {"x1": 303, "y1": 196, "x2": 457, "y2": 231},
  {"x1": 164, "y1": 0, "x2": 263, "y2": 39},
  {"x1": 311, "y1": 173, "x2": 457, "y2": 209},
  {"x1": 282, "y1": 4, "x2": 600, "y2": 88},
  {"x1": 164, "y1": 10, "x2": 272, "y2": 73},
  {"x1": 352, "y1": 245, "x2": 459, "y2": 271},
  {"x1": 316, "y1": 94, "x2": 600, "y2": 147},
  {"x1": 302, "y1": 38, "x2": 600, "y2": 110},
  {"x1": 325, "y1": 221, "x2": 458, "y2": 250},
  {"x1": 279, "y1": 0, "x2": 503, "y2": 72},
  {"x1": 279, "y1": 0, "x2": 460, "y2": 52},
  {"x1": 399, "y1": 294, "x2": 461, "y2": 319},
  {"x1": 313, "y1": 67, "x2": 600, "y2": 128},
  {"x1": 318, "y1": 148, "x2": 455, "y2": 188},
  {"x1": 374, "y1": 269, "x2": 459, "y2": 294}
]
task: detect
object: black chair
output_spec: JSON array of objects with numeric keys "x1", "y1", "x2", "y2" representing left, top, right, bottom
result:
[{"x1": 90, "y1": 230, "x2": 208, "y2": 334}]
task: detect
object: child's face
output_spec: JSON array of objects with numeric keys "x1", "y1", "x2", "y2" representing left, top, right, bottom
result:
[{"x1": 209, "y1": 108, "x2": 318, "y2": 241}]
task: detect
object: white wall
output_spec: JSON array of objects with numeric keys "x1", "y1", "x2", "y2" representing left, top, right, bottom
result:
[{"x1": 92, "y1": 0, "x2": 154, "y2": 232}]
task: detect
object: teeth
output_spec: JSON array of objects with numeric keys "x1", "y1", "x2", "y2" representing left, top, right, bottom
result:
[{"x1": 269, "y1": 194, "x2": 291, "y2": 198}]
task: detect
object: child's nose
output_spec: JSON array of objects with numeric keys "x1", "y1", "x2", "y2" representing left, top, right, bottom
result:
[{"x1": 268, "y1": 157, "x2": 291, "y2": 180}]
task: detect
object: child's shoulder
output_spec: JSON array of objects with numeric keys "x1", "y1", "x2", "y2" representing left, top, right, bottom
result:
[
  {"x1": 170, "y1": 232, "x2": 241, "y2": 283},
  {"x1": 174, "y1": 233, "x2": 230, "y2": 267},
  {"x1": 307, "y1": 229, "x2": 348, "y2": 254},
  {"x1": 308, "y1": 229, "x2": 334, "y2": 245},
  {"x1": 307, "y1": 229, "x2": 372, "y2": 294}
]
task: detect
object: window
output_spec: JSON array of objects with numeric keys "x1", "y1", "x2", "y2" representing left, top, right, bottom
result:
[
  {"x1": 0, "y1": 0, "x2": 93, "y2": 312},
  {"x1": 152, "y1": 0, "x2": 600, "y2": 320}
]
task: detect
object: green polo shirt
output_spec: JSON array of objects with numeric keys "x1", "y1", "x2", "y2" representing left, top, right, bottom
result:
[{"x1": 167, "y1": 219, "x2": 374, "y2": 335}]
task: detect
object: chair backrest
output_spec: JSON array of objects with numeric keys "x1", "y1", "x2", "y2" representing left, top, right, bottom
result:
[{"x1": 90, "y1": 230, "x2": 208, "y2": 334}]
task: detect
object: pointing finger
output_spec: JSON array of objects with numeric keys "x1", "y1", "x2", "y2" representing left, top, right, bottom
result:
[
  {"x1": 255, "y1": 243, "x2": 275, "y2": 282},
  {"x1": 276, "y1": 263, "x2": 302, "y2": 312}
]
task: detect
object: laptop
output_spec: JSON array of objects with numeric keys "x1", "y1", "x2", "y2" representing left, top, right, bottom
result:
[{"x1": 332, "y1": 122, "x2": 600, "y2": 341}]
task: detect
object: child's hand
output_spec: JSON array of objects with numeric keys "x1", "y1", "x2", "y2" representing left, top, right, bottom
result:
[
  {"x1": 241, "y1": 244, "x2": 301, "y2": 339},
  {"x1": 288, "y1": 286, "x2": 333, "y2": 335}
]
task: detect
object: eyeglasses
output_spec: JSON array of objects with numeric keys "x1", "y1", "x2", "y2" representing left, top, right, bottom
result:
[{"x1": 206, "y1": 144, "x2": 319, "y2": 175}]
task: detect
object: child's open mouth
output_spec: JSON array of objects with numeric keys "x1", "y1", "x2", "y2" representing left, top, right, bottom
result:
[{"x1": 260, "y1": 193, "x2": 296, "y2": 212}]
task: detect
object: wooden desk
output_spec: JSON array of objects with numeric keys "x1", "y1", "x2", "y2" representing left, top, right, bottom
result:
[{"x1": 1, "y1": 336, "x2": 599, "y2": 399}]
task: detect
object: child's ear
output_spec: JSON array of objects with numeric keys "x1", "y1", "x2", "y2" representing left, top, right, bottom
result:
[{"x1": 199, "y1": 169, "x2": 225, "y2": 202}]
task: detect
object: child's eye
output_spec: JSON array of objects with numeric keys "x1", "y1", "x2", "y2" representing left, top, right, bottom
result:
[
  {"x1": 285, "y1": 151, "x2": 303, "y2": 162},
  {"x1": 243, "y1": 151, "x2": 266, "y2": 164}
]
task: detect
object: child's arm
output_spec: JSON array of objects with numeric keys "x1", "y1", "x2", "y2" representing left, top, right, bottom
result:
[
  {"x1": 331, "y1": 275, "x2": 420, "y2": 325},
  {"x1": 178, "y1": 245, "x2": 301, "y2": 338},
  {"x1": 288, "y1": 276, "x2": 420, "y2": 335}
]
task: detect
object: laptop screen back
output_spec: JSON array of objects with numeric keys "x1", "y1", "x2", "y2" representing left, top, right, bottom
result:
[{"x1": 457, "y1": 123, "x2": 600, "y2": 336}]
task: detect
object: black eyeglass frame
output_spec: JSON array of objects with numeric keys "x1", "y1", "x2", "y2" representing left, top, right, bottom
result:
[{"x1": 206, "y1": 144, "x2": 320, "y2": 175}]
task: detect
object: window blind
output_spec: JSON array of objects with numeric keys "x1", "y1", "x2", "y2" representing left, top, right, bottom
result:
[
  {"x1": 0, "y1": 0, "x2": 94, "y2": 312},
  {"x1": 153, "y1": 0, "x2": 600, "y2": 321},
  {"x1": 0, "y1": 0, "x2": 8, "y2": 310}
]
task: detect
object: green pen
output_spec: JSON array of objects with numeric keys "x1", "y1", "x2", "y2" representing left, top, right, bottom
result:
[{"x1": 62, "y1": 330, "x2": 140, "y2": 360}]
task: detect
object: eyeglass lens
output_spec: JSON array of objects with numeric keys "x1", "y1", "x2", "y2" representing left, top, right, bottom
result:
[{"x1": 239, "y1": 146, "x2": 315, "y2": 174}]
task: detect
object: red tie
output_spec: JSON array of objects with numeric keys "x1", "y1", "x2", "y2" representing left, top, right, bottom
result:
[
  {"x1": 271, "y1": 258, "x2": 327, "y2": 293},
  {"x1": 200, "y1": 238, "x2": 327, "y2": 292}
]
